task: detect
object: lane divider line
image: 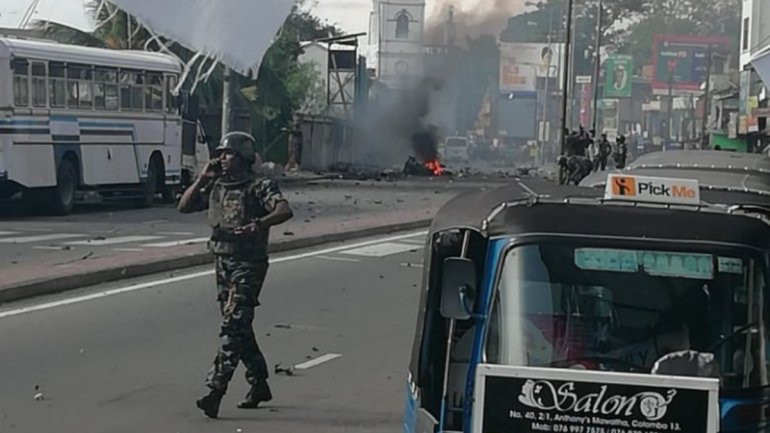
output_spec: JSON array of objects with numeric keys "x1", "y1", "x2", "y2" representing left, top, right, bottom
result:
[
  {"x1": 0, "y1": 230, "x2": 428, "y2": 320},
  {"x1": 294, "y1": 353, "x2": 342, "y2": 370}
]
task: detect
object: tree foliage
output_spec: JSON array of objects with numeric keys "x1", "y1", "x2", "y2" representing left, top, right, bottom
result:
[{"x1": 500, "y1": 0, "x2": 740, "y2": 74}]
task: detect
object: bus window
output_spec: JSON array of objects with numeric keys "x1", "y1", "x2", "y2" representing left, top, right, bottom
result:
[
  {"x1": 49, "y1": 62, "x2": 66, "y2": 108},
  {"x1": 145, "y1": 72, "x2": 163, "y2": 112},
  {"x1": 31, "y1": 62, "x2": 47, "y2": 108},
  {"x1": 67, "y1": 64, "x2": 93, "y2": 109},
  {"x1": 165, "y1": 75, "x2": 178, "y2": 114},
  {"x1": 12, "y1": 58, "x2": 29, "y2": 107},
  {"x1": 120, "y1": 70, "x2": 144, "y2": 111},
  {"x1": 94, "y1": 68, "x2": 118, "y2": 110}
]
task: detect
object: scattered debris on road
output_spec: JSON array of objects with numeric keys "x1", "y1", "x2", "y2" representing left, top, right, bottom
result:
[{"x1": 274, "y1": 363, "x2": 295, "y2": 376}]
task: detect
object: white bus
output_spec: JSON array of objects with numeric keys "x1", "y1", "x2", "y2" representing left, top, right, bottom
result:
[{"x1": 0, "y1": 37, "x2": 207, "y2": 214}]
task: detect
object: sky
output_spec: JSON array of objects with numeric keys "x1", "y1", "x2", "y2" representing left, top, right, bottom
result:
[{"x1": 0, "y1": 0, "x2": 494, "y2": 35}]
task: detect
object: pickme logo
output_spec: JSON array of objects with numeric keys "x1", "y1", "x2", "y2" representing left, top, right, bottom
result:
[
  {"x1": 517, "y1": 380, "x2": 677, "y2": 421},
  {"x1": 611, "y1": 176, "x2": 636, "y2": 196}
]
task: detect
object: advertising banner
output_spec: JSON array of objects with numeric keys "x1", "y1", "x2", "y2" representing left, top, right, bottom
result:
[
  {"x1": 605, "y1": 55, "x2": 633, "y2": 98},
  {"x1": 500, "y1": 42, "x2": 565, "y2": 93},
  {"x1": 473, "y1": 365, "x2": 719, "y2": 433},
  {"x1": 651, "y1": 35, "x2": 729, "y2": 95}
]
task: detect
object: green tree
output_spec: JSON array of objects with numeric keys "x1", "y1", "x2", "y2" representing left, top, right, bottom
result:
[{"x1": 619, "y1": 0, "x2": 741, "y2": 70}]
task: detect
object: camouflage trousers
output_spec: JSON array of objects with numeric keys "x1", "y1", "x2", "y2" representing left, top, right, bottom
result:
[{"x1": 205, "y1": 255, "x2": 270, "y2": 392}]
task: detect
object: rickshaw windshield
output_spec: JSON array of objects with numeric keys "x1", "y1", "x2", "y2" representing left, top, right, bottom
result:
[{"x1": 487, "y1": 242, "x2": 769, "y2": 389}]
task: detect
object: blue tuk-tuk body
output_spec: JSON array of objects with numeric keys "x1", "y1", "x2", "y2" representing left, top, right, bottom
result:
[{"x1": 405, "y1": 162, "x2": 770, "y2": 433}]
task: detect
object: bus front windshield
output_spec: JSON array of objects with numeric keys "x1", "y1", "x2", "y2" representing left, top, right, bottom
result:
[{"x1": 487, "y1": 242, "x2": 768, "y2": 389}]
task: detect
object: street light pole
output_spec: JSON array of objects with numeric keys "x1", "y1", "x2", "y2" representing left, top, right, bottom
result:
[
  {"x1": 591, "y1": 0, "x2": 603, "y2": 134},
  {"x1": 700, "y1": 46, "x2": 714, "y2": 149},
  {"x1": 559, "y1": 0, "x2": 575, "y2": 157}
]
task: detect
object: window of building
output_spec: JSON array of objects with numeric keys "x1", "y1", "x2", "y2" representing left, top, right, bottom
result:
[
  {"x1": 30, "y1": 62, "x2": 47, "y2": 108},
  {"x1": 94, "y1": 68, "x2": 119, "y2": 110},
  {"x1": 743, "y1": 17, "x2": 750, "y2": 52},
  {"x1": 49, "y1": 62, "x2": 66, "y2": 108},
  {"x1": 12, "y1": 58, "x2": 29, "y2": 107},
  {"x1": 395, "y1": 10, "x2": 410, "y2": 39},
  {"x1": 145, "y1": 72, "x2": 163, "y2": 112}
]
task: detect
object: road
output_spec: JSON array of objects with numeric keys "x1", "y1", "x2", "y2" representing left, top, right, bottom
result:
[
  {"x1": 0, "y1": 231, "x2": 427, "y2": 433},
  {"x1": 0, "y1": 178, "x2": 476, "y2": 269}
]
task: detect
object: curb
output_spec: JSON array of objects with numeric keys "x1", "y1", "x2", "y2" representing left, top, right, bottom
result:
[{"x1": 0, "y1": 218, "x2": 432, "y2": 305}]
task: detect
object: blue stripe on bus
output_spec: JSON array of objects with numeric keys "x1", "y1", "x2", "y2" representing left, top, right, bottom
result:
[
  {"x1": 0, "y1": 119, "x2": 50, "y2": 126},
  {"x1": 49, "y1": 115, "x2": 78, "y2": 122}
]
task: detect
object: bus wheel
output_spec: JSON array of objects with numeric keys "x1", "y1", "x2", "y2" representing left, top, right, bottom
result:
[
  {"x1": 137, "y1": 158, "x2": 160, "y2": 207},
  {"x1": 49, "y1": 158, "x2": 78, "y2": 215}
]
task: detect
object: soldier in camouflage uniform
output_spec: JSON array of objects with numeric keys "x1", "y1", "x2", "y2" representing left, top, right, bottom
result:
[{"x1": 178, "y1": 131, "x2": 293, "y2": 419}]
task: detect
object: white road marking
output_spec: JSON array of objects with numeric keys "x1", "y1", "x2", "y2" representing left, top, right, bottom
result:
[
  {"x1": 315, "y1": 255, "x2": 361, "y2": 263},
  {"x1": 0, "y1": 233, "x2": 84, "y2": 243},
  {"x1": 113, "y1": 248, "x2": 144, "y2": 252},
  {"x1": 142, "y1": 237, "x2": 209, "y2": 248},
  {"x1": 399, "y1": 239, "x2": 426, "y2": 245},
  {"x1": 294, "y1": 353, "x2": 342, "y2": 370},
  {"x1": 0, "y1": 230, "x2": 428, "y2": 319},
  {"x1": 154, "y1": 231, "x2": 195, "y2": 236},
  {"x1": 340, "y1": 242, "x2": 420, "y2": 257},
  {"x1": 0, "y1": 231, "x2": 19, "y2": 236},
  {"x1": 66, "y1": 235, "x2": 163, "y2": 246},
  {"x1": 33, "y1": 246, "x2": 71, "y2": 251},
  {"x1": 400, "y1": 262, "x2": 424, "y2": 269}
]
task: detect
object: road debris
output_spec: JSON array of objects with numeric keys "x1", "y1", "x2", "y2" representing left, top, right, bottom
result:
[{"x1": 274, "y1": 363, "x2": 295, "y2": 376}]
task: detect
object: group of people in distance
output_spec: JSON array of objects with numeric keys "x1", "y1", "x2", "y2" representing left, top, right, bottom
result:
[{"x1": 559, "y1": 126, "x2": 628, "y2": 185}]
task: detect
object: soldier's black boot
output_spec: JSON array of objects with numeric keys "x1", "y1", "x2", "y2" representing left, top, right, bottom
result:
[
  {"x1": 196, "y1": 388, "x2": 225, "y2": 418},
  {"x1": 237, "y1": 380, "x2": 272, "y2": 409}
]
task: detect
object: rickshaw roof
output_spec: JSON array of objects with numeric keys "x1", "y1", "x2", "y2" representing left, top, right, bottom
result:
[
  {"x1": 582, "y1": 150, "x2": 770, "y2": 200},
  {"x1": 431, "y1": 178, "x2": 770, "y2": 249}
]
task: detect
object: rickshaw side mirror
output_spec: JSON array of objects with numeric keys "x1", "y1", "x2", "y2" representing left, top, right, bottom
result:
[{"x1": 440, "y1": 257, "x2": 477, "y2": 320}]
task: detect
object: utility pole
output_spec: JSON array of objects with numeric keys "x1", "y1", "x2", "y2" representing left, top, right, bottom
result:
[
  {"x1": 591, "y1": 0, "x2": 603, "y2": 134},
  {"x1": 539, "y1": 2, "x2": 555, "y2": 165},
  {"x1": 700, "y1": 46, "x2": 714, "y2": 149},
  {"x1": 559, "y1": 0, "x2": 575, "y2": 156},
  {"x1": 221, "y1": 68, "x2": 233, "y2": 137}
]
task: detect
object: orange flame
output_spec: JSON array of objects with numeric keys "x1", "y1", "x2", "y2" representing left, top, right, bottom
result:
[{"x1": 424, "y1": 159, "x2": 444, "y2": 176}]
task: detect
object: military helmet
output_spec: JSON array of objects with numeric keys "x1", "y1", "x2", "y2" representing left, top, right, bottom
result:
[{"x1": 216, "y1": 131, "x2": 257, "y2": 162}]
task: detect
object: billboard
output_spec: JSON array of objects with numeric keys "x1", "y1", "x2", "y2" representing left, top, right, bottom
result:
[
  {"x1": 605, "y1": 55, "x2": 633, "y2": 98},
  {"x1": 500, "y1": 42, "x2": 565, "y2": 93},
  {"x1": 651, "y1": 35, "x2": 730, "y2": 95}
]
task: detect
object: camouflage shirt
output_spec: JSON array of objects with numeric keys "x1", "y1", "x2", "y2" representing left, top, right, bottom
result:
[{"x1": 190, "y1": 175, "x2": 286, "y2": 259}]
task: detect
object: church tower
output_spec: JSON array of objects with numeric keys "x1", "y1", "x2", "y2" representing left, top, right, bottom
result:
[{"x1": 371, "y1": 0, "x2": 425, "y2": 90}]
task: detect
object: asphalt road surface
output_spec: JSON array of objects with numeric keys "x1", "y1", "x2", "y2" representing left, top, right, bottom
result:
[{"x1": 0, "y1": 231, "x2": 427, "y2": 433}]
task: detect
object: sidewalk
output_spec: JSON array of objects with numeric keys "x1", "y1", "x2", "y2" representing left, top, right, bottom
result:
[{"x1": 0, "y1": 178, "x2": 488, "y2": 304}]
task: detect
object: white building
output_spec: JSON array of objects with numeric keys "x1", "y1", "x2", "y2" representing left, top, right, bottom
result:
[
  {"x1": 369, "y1": 0, "x2": 425, "y2": 90},
  {"x1": 740, "y1": 0, "x2": 770, "y2": 70},
  {"x1": 740, "y1": 0, "x2": 770, "y2": 143}
]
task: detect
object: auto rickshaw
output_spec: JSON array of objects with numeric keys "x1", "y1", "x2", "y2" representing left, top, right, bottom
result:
[{"x1": 404, "y1": 172, "x2": 770, "y2": 433}]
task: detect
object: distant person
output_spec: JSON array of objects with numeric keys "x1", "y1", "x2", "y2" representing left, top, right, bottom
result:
[
  {"x1": 615, "y1": 135, "x2": 628, "y2": 169},
  {"x1": 539, "y1": 46, "x2": 554, "y2": 76},
  {"x1": 595, "y1": 133, "x2": 611, "y2": 171},
  {"x1": 178, "y1": 132, "x2": 294, "y2": 418}
]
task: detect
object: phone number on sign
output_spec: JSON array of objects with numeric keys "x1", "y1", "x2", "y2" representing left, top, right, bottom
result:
[{"x1": 531, "y1": 424, "x2": 679, "y2": 433}]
